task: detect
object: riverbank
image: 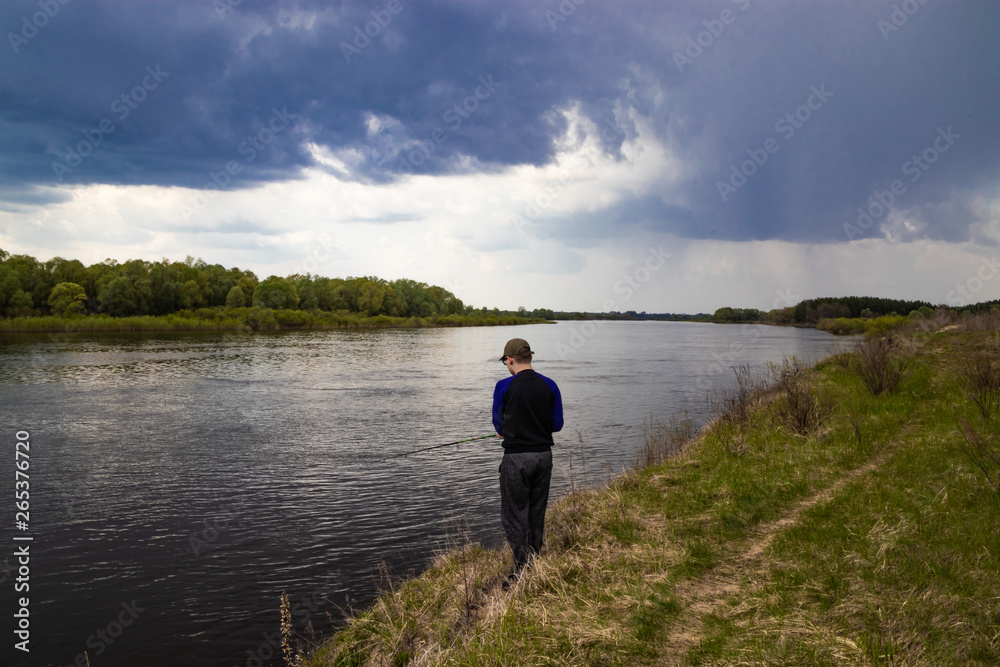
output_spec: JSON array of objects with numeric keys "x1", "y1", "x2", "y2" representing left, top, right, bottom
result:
[
  {"x1": 297, "y1": 316, "x2": 1000, "y2": 666},
  {"x1": 0, "y1": 308, "x2": 548, "y2": 334}
]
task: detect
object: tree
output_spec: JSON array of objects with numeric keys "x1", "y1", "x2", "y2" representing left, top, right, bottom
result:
[
  {"x1": 225, "y1": 285, "x2": 246, "y2": 308},
  {"x1": 357, "y1": 281, "x2": 385, "y2": 316},
  {"x1": 0, "y1": 263, "x2": 27, "y2": 315},
  {"x1": 382, "y1": 285, "x2": 406, "y2": 317},
  {"x1": 48, "y1": 282, "x2": 87, "y2": 317},
  {"x1": 816, "y1": 302, "x2": 851, "y2": 320},
  {"x1": 253, "y1": 276, "x2": 299, "y2": 309},
  {"x1": 48, "y1": 257, "x2": 88, "y2": 288},
  {"x1": 97, "y1": 276, "x2": 138, "y2": 316},
  {"x1": 769, "y1": 307, "x2": 793, "y2": 324},
  {"x1": 179, "y1": 280, "x2": 206, "y2": 309},
  {"x1": 4, "y1": 254, "x2": 50, "y2": 313},
  {"x1": 713, "y1": 307, "x2": 736, "y2": 322}
]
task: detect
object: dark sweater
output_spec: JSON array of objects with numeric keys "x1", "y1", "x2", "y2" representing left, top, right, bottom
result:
[{"x1": 492, "y1": 369, "x2": 564, "y2": 453}]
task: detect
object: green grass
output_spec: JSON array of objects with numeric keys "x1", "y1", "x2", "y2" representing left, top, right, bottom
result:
[{"x1": 296, "y1": 321, "x2": 1000, "y2": 666}]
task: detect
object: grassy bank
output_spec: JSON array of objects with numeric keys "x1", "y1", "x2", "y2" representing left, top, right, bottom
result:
[
  {"x1": 293, "y1": 316, "x2": 999, "y2": 666},
  {"x1": 0, "y1": 308, "x2": 547, "y2": 334}
]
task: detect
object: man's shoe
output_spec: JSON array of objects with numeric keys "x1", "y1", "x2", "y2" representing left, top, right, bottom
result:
[{"x1": 501, "y1": 573, "x2": 518, "y2": 592}]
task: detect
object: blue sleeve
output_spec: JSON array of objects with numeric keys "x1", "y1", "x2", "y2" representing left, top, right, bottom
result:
[
  {"x1": 492, "y1": 379, "x2": 506, "y2": 435},
  {"x1": 547, "y1": 377, "x2": 564, "y2": 433}
]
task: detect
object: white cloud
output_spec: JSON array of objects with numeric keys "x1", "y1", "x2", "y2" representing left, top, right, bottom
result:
[{"x1": 0, "y1": 112, "x2": 995, "y2": 314}]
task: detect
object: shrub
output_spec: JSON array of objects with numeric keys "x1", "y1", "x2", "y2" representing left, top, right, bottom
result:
[
  {"x1": 769, "y1": 357, "x2": 834, "y2": 435},
  {"x1": 852, "y1": 335, "x2": 911, "y2": 396},
  {"x1": 956, "y1": 416, "x2": 1000, "y2": 493},
  {"x1": 817, "y1": 317, "x2": 865, "y2": 335},
  {"x1": 958, "y1": 311, "x2": 1000, "y2": 333},
  {"x1": 960, "y1": 354, "x2": 1000, "y2": 420}
]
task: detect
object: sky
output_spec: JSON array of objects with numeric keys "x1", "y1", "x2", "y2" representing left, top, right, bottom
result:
[{"x1": 1, "y1": 0, "x2": 998, "y2": 313}]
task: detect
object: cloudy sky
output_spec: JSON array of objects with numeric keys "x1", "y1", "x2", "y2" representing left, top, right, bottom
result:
[{"x1": 1, "y1": 0, "x2": 998, "y2": 313}]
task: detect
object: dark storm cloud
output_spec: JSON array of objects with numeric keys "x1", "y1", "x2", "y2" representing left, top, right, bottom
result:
[{"x1": 0, "y1": 0, "x2": 997, "y2": 243}]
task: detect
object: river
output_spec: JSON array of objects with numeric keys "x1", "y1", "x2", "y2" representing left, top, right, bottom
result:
[{"x1": 0, "y1": 321, "x2": 839, "y2": 667}]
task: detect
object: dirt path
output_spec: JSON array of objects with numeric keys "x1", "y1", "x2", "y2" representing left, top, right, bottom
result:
[{"x1": 656, "y1": 457, "x2": 884, "y2": 665}]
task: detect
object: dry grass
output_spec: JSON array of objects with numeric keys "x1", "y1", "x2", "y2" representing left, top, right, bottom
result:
[
  {"x1": 635, "y1": 413, "x2": 696, "y2": 468},
  {"x1": 708, "y1": 364, "x2": 767, "y2": 427},
  {"x1": 957, "y1": 310, "x2": 1000, "y2": 332}
]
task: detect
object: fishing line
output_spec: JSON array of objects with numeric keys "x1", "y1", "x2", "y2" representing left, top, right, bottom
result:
[{"x1": 382, "y1": 433, "x2": 496, "y2": 461}]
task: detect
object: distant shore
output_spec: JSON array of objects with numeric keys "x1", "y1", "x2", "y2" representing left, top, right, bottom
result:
[{"x1": 0, "y1": 308, "x2": 550, "y2": 335}]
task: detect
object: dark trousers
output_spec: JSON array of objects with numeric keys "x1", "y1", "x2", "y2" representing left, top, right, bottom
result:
[{"x1": 499, "y1": 450, "x2": 553, "y2": 573}]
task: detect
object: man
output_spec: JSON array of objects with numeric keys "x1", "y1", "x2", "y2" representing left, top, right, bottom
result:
[{"x1": 492, "y1": 337, "x2": 563, "y2": 590}]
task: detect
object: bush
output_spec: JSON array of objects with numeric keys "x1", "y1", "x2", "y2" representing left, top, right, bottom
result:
[
  {"x1": 852, "y1": 335, "x2": 911, "y2": 396},
  {"x1": 960, "y1": 354, "x2": 1000, "y2": 421},
  {"x1": 769, "y1": 357, "x2": 834, "y2": 435},
  {"x1": 956, "y1": 416, "x2": 1000, "y2": 493},
  {"x1": 817, "y1": 317, "x2": 865, "y2": 335},
  {"x1": 958, "y1": 311, "x2": 1000, "y2": 333}
]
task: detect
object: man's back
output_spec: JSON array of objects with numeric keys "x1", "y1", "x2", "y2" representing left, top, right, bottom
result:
[{"x1": 493, "y1": 369, "x2": 564, "y2": 452}]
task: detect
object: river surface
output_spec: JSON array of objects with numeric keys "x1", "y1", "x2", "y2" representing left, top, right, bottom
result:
[{"x1": 0, "y1": 321, "x2": 839, "y2": 667}]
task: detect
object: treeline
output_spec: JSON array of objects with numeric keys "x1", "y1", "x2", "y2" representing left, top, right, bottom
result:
[
  {"x1": 790, "y1": 296, "x2": 935, "y2": 323},
  {"x1": 523, "y1": 309, "x2": 711, "y2": 321},
  {"x1": 0, "y1": 249, "x2": 475, "y2": 320},
  {"x1": 706, "y1": 296, "x2": 940, "y2": 325}
]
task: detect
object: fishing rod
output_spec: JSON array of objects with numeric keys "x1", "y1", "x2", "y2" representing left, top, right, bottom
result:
[{"x1": 383, "y1": 433, "x2": 496, "y2": 461}]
